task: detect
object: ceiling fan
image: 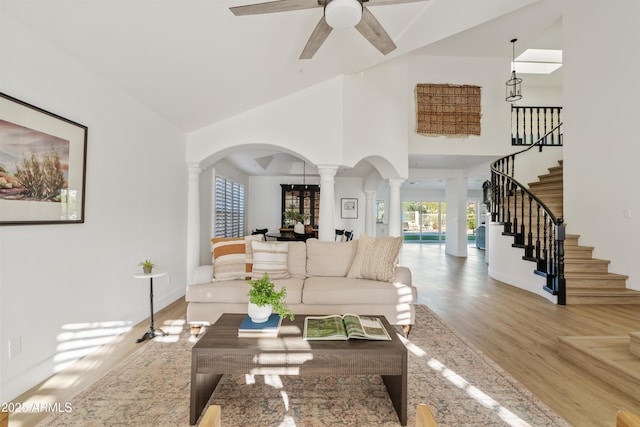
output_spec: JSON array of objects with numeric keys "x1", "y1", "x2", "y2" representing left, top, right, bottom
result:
[{"x1": 229, "y1": 0, "x2": 429, "y2": 59}]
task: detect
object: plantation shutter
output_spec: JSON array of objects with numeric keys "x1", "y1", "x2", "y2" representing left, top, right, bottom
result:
[{"x1": 214, "y1": 176, "x2": 245, "y2": 238}]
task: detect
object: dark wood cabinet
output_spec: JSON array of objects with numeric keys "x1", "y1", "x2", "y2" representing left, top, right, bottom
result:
[{"x1": 281, "y1": 184, "x2": 320, "y2": 228}]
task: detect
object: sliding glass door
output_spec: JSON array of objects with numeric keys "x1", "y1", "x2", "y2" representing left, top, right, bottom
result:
[
  {"x1": 402, "y1": 200, "x2": 481, "y2": 243},
  {"x1": 402, "y1": 201, "x2": 446, "y2": 242}
]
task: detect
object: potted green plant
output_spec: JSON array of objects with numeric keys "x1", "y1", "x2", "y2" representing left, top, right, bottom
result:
[
  {"x1": 139, "y1": 259, "x2": 155, "y2": 274},
  {"x1": 284, "y1": 210, "x2": 309, "y2": 232},
  {"x1": 247, "y1": 273, "x2": 294, "y2": 323}
]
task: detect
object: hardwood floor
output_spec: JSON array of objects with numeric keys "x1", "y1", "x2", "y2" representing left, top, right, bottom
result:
[
  {"x1": 8, "y1": 298, "x2": 188, "y2": 427},
  {"x1": 10, "y1": 243, "x2": 640, "y2": 426},
  {"x1": 402, "y1": 242, "x2": 640, "y2": 427}
]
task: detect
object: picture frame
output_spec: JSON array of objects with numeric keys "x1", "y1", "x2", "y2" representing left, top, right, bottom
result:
[
  {"x1": 341, "y1": 198, "x2": 358, "y2": 219},
  {"x1": 0, "y1": 92, "x2": 87, "y2": 225}
]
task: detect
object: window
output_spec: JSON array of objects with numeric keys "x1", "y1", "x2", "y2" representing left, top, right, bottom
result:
[
  {"x1": 376, "y1": 200, "x2": 384, "y2": 223},
  {"x1": 215, "y1": 176, "x2": 245, "y2": 238}
]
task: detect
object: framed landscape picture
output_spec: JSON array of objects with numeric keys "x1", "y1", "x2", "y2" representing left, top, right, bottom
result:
[
  {"x1": 341, "y1": 198, "x2": 358, "y2": 219},
  {"x1": 0, "y1": 92, "x2": 87, "y2": 225}
]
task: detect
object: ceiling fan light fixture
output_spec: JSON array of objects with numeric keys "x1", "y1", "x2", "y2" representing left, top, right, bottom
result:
[{"x1": 325, "y1": 0, "x2": 362, "y2": 29}]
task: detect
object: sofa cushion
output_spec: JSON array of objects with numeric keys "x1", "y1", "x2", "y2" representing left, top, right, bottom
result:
[
  {"x1": 251, "y1": 241, "x2": 290, "y2": 279},
  {"x1": 287, "y1": 241, "x2": 307, "y2": 278},
  {"x1": 186, "y1": 277, "x2": 304, "y2": 305},
  {"x1": 347, "y1": 234, "x2": 403, "y2": 282},
  {"x1": 211, "y1": 235, "x2": 263, "y2": 281},
  {"x1": 302, "y1": 276, "x2": 414, "y2": 305},
  {"x1": 306, "y1": 238, "x2": 358, "y2": 277}
]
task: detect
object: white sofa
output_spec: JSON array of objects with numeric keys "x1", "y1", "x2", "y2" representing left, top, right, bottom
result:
[{"x1": 186, "y1": 237, "x2": 417, "y2": 329}]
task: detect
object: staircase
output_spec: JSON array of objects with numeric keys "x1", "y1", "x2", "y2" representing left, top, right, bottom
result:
[{"x1": 527, "y1": 161, "x2": 640, "y2": 304}]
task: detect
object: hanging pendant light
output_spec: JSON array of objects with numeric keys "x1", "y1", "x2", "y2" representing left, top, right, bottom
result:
[{"x1": 505, "y1": 38, "x2": 523, "y2": 102}]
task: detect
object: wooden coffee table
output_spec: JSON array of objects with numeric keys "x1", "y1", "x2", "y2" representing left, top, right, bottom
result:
[{"x1": 190, "y1": 313, "x2": 408, "y2": 425}]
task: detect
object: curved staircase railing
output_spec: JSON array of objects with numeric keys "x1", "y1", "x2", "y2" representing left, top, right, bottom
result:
[{"x1": 489, "y1": 123, "x2": 566, "y2": 304}]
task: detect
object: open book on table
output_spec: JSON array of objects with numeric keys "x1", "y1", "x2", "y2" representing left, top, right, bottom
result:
[{"x1": 303, "y1": 314, "x2": 391, "y2": 341}]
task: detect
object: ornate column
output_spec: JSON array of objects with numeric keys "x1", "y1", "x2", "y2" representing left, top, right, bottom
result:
[
  {"x1": 365, "y1": 190, "x2": 376, "y2": 236},
  {"x1": 388, "y1": 178, "x2": 404, "y2": 237},
  {"x1": 186, "y1": 163, "x2": 202, "y2": 283},
  {"x1": 317, "y1": 165, "x2": 338, "y2": 241}
]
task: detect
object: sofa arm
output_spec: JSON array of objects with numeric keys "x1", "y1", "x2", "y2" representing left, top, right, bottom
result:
[
  {"x1": 191, "y1": 265, "x2": 214, "y2": 285},
  {"x1": 394, "y1": 265, "x2": 412, "y2": 286}
]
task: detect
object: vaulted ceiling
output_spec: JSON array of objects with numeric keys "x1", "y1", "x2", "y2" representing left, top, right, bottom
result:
[{"x1": 1, "y1": 0, "x2": 562, "y2": 189}]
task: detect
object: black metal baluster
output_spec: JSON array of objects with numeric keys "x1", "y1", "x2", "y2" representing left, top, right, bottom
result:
[
  {"x1": 512, "y1": 182, "x2": 519, "y2": 239},
  {"x1": 539, "y1": 212, "x2": 548, "y2": 272},
  {"x1": 556, "y1": 219, "x2": 566, "y2": 304},
  {"x1": 543, "y1": 108, "x2": 548, "y2": 144},
  {"x1": 535, "y1": 204, "x2": 541, "y2": 260},
  {"x1": 517, "y1": 107, "x2": 521, "y2": 144},
  {"x1": 547, "y1": 217, "x2": 556, "y2": 288},
  {"x1": 524, "y1": 195, "x2": 534, "y2": 258},
  {"x1": 536, "y1": 107, "x2": 541, "y2": 143},
  {"x1": 527, "y1": 107, "x2": 532, "y2": 144},
  {"x1": 518, "y1": 188, "x2": 525, "y2": 245}
]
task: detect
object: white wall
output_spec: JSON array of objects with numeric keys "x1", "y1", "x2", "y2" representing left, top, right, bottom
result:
[
  {"x1": 334, "y1": 177, "x2": 366, "y2": 239},
  {"x1": 343, "y1": 59, "x2": 409, "y2": 178},
  {"x1": 0, "y1": 12, "x2": 187, "y2": 400},
  {"x1": 488, "y1": 222, "x2": 556, "y2": 303},
  {"x1": 563, "y1": 0, "x2": 640, "y2": 290},
  {"x1": 187, "y1": 77, "x2": 346, "y2": 168},
  {"x1": 517, "y1": 85, "x2": 562, "y2": 107}
]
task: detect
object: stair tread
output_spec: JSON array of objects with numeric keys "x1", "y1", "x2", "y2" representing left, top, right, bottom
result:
[
  {"x1": 565, "y1": 272, "x2": 629, "y2": 279},
  {"x1": 565, "y1": 245, "x2": 595, "y2": 250},
  {"x1": 537, "y1": 174, "x2": 563, "y2": 181},
  {"x1": 565, "y1": 258, "x2": 610, "y2": 264},
  {"x1": 566, "y1": 288, "x2": 640, "y2": 296}
]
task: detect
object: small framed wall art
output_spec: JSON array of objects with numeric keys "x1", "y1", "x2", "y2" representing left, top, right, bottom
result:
[
  {"x1": 0, "y1": 92, "x2": 88, "y2": 225},
  {"x1": 341, "y1": 198, "x2": 358, "y2": 219}
]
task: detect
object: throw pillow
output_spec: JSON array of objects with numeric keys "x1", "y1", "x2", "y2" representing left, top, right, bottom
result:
[
  {"x1": 211, "y1": 237, "x2": 246, "y2": 281},
  {"x1": 347, "y1": 234, "x2": 403, "y2": 282},
  {"x1": 211, "y1": 234, "x2": 264, "y2": 281},
  {"x1": 251, "y1": 241, "x2": 290, "y2": 280},
  {"x1": 244, "y1": 234, "x2": 265, "y2": 275}
]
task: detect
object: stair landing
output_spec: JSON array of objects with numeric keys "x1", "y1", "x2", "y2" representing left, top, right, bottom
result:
[{"x1": 558, "y1": 333, "x2": 640, "y2": 400}]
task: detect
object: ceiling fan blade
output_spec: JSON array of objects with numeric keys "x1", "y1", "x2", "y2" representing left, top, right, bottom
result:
[
  {"x1": 230, "y1": 0, "x2": 322, "y2": 16},
  {"x1": 365, "y1": 0, "x2": 430, "y2": 6},
  {"x1": 299, "y1": 17, "x2": 333, "y2": 59},
  {"x1": 355, "y1": 7, "x2": 397, "y2": 55}
]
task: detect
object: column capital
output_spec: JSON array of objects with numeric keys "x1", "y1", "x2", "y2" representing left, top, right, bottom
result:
[
  {"x1": 388, "y1": 178, "x2": 405, "y2": 189},
  {"x1": 316, "y1": 165, "x2": 339, "y2": 177},
  {"x1": 188, "y1": 163, "x2": 202, "y2": 175}
]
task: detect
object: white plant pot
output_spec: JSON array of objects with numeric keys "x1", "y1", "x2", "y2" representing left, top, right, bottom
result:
[
  {"x1": 248, "y1": 302, "x2": 272, "y2": 323},
  {"x1": 293, "y1": 222, "x2": 305, "y2": 234}
]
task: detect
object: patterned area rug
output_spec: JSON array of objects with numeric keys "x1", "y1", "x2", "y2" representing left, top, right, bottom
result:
[{"x1": 38, "y1": 305, "x2": 569, "y2": 426}]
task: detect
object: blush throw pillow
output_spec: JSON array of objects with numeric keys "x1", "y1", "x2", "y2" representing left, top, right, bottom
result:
[
  {"x1": 347, "y1": 233, "x2": 403, "y2": 282},
  {"x1": 251, "y1": 241, "x2": 290, "y2": 280}
]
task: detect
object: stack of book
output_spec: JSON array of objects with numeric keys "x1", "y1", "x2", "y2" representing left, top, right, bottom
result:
[{"x1": 238, "y1": 313, "x2": 282, "y2": 338}]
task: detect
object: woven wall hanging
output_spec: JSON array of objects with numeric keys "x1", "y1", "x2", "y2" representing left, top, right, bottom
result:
[{"x1": 416, "y1": 84, "x2": 481, "y2": 136}]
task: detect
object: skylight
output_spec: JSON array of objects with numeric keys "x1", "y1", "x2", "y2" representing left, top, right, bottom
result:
[{"x1": 513, "y1": 49, "x2": 562, "y2": 74}]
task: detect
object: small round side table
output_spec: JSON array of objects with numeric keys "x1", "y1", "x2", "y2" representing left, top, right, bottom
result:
[{"x1": 133, "y1": 271, "x2": 169, "y2": 343}]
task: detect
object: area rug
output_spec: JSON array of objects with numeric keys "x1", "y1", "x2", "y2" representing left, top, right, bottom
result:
[{"x1": 37, "y1": 305, "x2": 569, "y2": 426}]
